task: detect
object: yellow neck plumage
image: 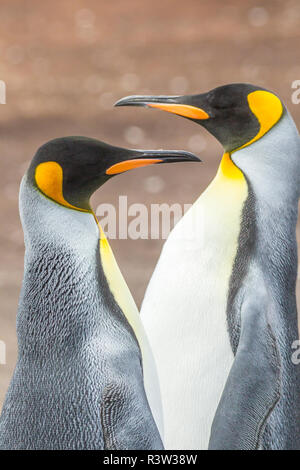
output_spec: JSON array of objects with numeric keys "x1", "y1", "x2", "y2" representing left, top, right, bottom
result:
[{"x1": 93, "y1": 213, "x2": 146, "y2": 353}]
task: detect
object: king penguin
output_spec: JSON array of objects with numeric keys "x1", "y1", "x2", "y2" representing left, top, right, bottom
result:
[
  {"x1": 115, "y1": 84, "x2": 300, "y2": 450},
  {"x1": 0, "y1": 136, "x2": 199, "y2": 450}
]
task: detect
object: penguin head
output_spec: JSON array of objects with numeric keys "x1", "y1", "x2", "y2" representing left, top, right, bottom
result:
[
  {"x1": 115, "y1": 84, "x2": 284, "y2": 153},
  {"x1": 27, "y1": 136, "x2": 200, "y2": 212}
]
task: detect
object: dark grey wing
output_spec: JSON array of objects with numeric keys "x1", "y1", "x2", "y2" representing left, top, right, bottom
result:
[
  {"x1": 208, "y1": 288, "x2": 281, "y2": 450},
  {"x1": 101, "y1": 381, "x2": 164, "y2": 450}
]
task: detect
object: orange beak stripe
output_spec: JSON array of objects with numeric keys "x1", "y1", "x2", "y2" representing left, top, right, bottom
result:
[
  {"x1": 106, "y1": 158, "x2": 163, "y2": 175},
  {"x1": 148, "y1": 103, "x2": 209, "y2": 120}
]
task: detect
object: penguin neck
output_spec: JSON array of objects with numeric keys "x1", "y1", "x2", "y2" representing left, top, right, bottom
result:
[
  {"x1": 230, "y1": 111, "x2": 300, "y2": 298},
  {"x1": 17, "y1": 180, "x2": 100, "y2": 348},
  {"x1": 18, "y1": 178, "x2": 132, "y2": 350},
  {"x1": 18, "y1": 177, "x2": 149, "y2": 364},
  {"x1": 199, "y1": 108, "x2": 300, "y2": 305},
  {"x1": 231, "y1": 111, "x2": 300, "y2": 208}
]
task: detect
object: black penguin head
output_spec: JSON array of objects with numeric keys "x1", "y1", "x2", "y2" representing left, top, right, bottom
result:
[
  {"x1": 115, "y1": 84, "x2": 285, "y2": 153},
  {"x1": 27, "y1": 136, "x2": 200, "y2": 212}
]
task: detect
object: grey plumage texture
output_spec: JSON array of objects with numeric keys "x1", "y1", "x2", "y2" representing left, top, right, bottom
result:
[
  {"x1": 209, "y1": 111, "x2": 300, "y2": 449},
  {"x1": 0, "y1": 177, "x2": 163, "y2": 450}
]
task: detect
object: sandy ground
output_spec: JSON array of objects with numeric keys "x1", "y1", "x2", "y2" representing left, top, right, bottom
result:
[{"x1": 0, "y1": 0, "x2": 300, "y2": 409}]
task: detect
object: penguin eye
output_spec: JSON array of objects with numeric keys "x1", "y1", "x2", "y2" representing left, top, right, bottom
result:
[
  {"x1": 211, "y1": 97, "x2": 235, "y2": 110},
  {"x1": 207, "y1": 91, "x2": 236, "y2": 110}
]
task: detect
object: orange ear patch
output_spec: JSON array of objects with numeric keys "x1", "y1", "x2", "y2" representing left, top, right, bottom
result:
[
  {"x1": 106, "y1": 158, "x2": 162, "y2": 175},
  {"x1": 235, "y1": 90, "x2": 283, "y2": 152},
  {"x1": 35, "y1": 161, "x2": 90, "y2": 212}
]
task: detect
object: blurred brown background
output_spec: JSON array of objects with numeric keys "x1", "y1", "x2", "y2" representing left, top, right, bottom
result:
[{"x1": 0, "y1": 0, "x2": 300, "y2": 409}]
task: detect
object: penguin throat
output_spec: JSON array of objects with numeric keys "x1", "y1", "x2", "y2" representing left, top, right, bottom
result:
[
  {"x1": 218, "y1": 152, "x2": 244, "y2": 180},
  {"x1": 91, "y1": 211, "x2": 145, "y2": 350}
]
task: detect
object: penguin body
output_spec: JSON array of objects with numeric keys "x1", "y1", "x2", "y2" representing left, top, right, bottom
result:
[
  {"x1": 138, "y1": 155, "x2": 244, "y2": 449},
  {"x1": 116, "y1": 85, "x2": 300, "y2": 449},
  {"x1": 1, "y1": 182, "x2": 155, "y2": 450},
  {"x1": 215, "y1": 111, "x2": 300, "y2": 450},
  {"x1": 0, "y1": 137, "x2": 199, "y2": 449}
]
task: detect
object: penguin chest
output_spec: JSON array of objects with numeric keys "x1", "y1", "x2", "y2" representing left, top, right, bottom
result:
[
  {"x1": 141, "y1": 160, "x2": 248, "y2": 449},
  {"x1": 98, "y1": 227, "x2": 164, "y2": 437}
]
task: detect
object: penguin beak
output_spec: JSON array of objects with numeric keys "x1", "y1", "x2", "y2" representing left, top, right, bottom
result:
[
  {"x1": 115, "y1": 95, "x2": 210, "y2": 121},
  {"x1": 106, "y1": 149, "x2": 201, "y2": 175}
]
